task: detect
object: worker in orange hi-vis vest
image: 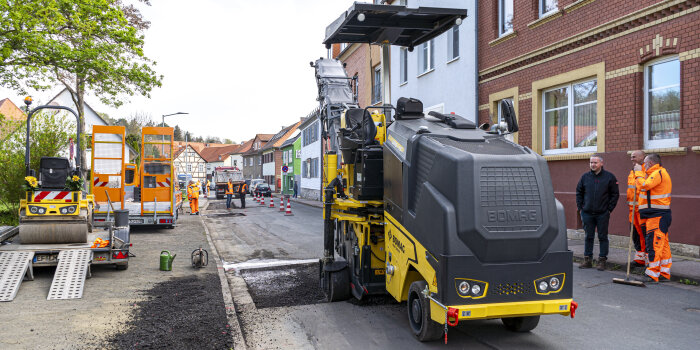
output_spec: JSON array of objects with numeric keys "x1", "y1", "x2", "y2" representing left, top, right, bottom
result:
[
  {"x1": 634, "y1": 153, "x2": 672, "y2": 283},
  {"x1": 225, "y1": 179, "x2": 234, "y2": 209},
  {"x1": 188, "y1": 180, "x2": 200, "y2": 215},
  {"x1": 627, "y1": 150, "x2": 647, "y2": 266}
]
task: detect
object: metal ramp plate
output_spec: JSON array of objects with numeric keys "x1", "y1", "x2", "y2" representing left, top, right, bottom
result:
[
  {"x1": 47, "y1": 250, "x2": 92, "y2": 300},
  {"x1": 0, "y1": 251, "x2": 35, "y2": 302}
]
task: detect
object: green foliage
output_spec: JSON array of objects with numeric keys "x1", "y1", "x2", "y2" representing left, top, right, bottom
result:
[
  {"x1": 0, "y1": 112, "x2": 72, "y2": 224},
  {"x1": 64, "y1": 174, "x2": 84, "y2": 191},
  {"x1": 679, "y1": 278, "x2": 698, "y2": 286}
]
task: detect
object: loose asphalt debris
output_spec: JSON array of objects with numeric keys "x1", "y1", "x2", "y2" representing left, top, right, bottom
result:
[
  {"x1": 108, "y1": 273, "x2": 233, "y2": 349},
  {"x1": 241, "y1": 263, "x2": 326, "y2": 308}
]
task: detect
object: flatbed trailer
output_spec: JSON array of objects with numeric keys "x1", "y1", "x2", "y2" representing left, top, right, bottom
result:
[{"x1": 0, "y1": 221, "x2": 129, "y2": 301}]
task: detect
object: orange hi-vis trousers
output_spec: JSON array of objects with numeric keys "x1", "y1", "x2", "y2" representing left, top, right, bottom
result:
[
  {"x1": 189, "y1": 197, "x2": 199, "y2": 214},
  {"x1": 630, "y1": 211, "x2": 647, "y2": 265},
  {"x1": 642, "y1": 213, "x2": 672, "y2": 281}
]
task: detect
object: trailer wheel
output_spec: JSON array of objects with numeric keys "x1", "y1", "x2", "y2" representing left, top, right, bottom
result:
[
  {"x1": 327, "y1": 267, "x2": 350, "y2": 302},
  {"x1": 408, "y1": 281, "x2": 443, "y2": 342},
  {"x1": 501, "y1": 316, "x2": 540, "y2": 332}
]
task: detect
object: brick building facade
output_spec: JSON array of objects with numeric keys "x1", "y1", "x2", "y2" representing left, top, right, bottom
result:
[{"x1": 478, "y1": 0, "x2": 700, "y2": 247}]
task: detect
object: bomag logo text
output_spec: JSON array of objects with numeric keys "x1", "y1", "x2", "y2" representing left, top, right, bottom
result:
[
  {"x1": 487, "y1": 210, "x2": 537, "y2": 222},
  {"x1": 391, "y1": 232, "x2": 405, "y2": 253}
]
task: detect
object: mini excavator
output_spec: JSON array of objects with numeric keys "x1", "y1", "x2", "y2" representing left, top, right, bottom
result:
[{"x1": 314, "y1": 3, "x2": 577, "y2": 341}]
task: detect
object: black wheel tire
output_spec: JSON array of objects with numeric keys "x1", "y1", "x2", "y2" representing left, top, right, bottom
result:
[
  {"x1": 116, "y1": 262, "x2": 129, "y2": 271},
  {"x1": 327, "y1": 268, "x2": 351, "y2": 302},
  {"x1": 501, "y1": 316, "x2": 540, "y2": 332},
  {"x1": 407, "y1": 281, "x2": 443, "y2": 342}
]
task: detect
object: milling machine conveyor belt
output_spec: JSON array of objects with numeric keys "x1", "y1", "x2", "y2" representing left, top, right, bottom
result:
[
  {"x1": 0, "y1": 251, "x2": 35, "y2": 302},
  {"x1": 47, "y1": 250, "x2": 92, "y2": 300}
]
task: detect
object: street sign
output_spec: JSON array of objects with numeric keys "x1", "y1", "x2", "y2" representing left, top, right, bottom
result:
[{"x1": 282, "y1": 165, "x2": 289, "y2": 173}]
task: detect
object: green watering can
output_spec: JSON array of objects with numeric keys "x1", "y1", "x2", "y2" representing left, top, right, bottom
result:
[{"x1": 160, "y1": 250, "x2": 176, "y2": 271}]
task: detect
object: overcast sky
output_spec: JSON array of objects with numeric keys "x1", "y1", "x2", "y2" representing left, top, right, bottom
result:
[{"x1": 1, "y1": 0, "x2": 353, "y2": 143}]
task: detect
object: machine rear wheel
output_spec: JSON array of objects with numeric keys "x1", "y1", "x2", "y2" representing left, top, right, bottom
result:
[
  {"x1": 407, "y1": 281, "x2": 442, "y2": 342},
  {"x1": 501, "y1": 316, "x2": 540, "y2": 332},
  {"x1": 327, "y1": 267, "x2": 351, "y2": 302}
]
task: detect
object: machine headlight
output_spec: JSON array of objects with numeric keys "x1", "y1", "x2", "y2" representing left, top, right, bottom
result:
[
  {"x1": 30, "y1": 206, "x2": 38, "y2": 213},
  {"x1": 38, "y1": 207, "x2": 46, "y2": 214},
  {"x1": 68, "y1": 206, "x2": 76, "y2": 213},
  {"x1": 60, "y1": 207, "x2": 68, "y2": 214},
  {"x1": 458, "y1": 281, "x2": 470, "y2": 295},
  {"x1": 549, "y1": 277, "x2": 560, "y2": 290},
  {"x1": 534, "y1": 273, "x2": 565, "y2": 295},
  {"x1": 455, "y1": 279, "x2": 487, "y2": 298},
  {"x1": 471, "y1": 284, "x2": 481, "y2": 295}
]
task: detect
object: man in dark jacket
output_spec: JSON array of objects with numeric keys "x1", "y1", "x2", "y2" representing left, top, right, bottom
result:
[{"x1": 576, "y1": 154, "x2": 620, "y2": 270}]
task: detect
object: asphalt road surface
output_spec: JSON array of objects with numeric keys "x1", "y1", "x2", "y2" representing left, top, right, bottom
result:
[{"x1": 206, "y1": 199, "x2": 700, "y2": 350}]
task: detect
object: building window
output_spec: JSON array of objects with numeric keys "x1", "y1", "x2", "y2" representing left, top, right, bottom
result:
[
  {"x1": 199, "y1": 164, "x2": 204, "y2": 172},
  {"x1": 303, "y1": 121, "x2": 319, "y2": 146},
  {"x1": 447, "y1": 26, "x2": 459, "y2": 61},
  {"x1": 187, "y1": 164, "x2": 191, "y2": 172},
  {"x1": 418, "y1": 39, "x2": 434, "y2": 74},
  {"x1": 539, "y1": 0, "x2": 558, "y2": 17},
  {"x1": 400, "y1": 48, "x2": 408, "y2": 84},
  {"x1": 234, "y1": 160, "x2": 237, "y2": 167},
  {"x1": 499, "y1": 0, "x2": 514, "y2": 36},
  {"x1": 644, "y1": 57, "x2": 680, "y2": 149},
  {"x1": 542, "y1": 79, "x2": 597, "y2": 154},
  {"x1": 372, "y1": 66, "x2": 381, "y2": 105}
]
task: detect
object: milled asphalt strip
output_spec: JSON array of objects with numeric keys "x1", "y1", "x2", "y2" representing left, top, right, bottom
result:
[{"x1": 199, "y1": 201, "x2": 247, "y2": 350}]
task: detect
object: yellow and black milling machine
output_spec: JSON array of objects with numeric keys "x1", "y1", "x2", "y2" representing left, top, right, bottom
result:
[
  {"x1": 315, "y1": 3, "x2": 578, "y2": 342},
  {"x1": 18, "y1": 97, "x2": 94, "y2": 244}
]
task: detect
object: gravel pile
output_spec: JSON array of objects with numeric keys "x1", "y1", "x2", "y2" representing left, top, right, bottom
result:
[{"x1": 108, "y1": 273, "x2": 233, "y2": 349}]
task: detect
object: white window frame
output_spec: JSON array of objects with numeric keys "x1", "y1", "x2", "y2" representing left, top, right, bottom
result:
[
  {"x1": 187, "y1": 164, "x2": 191, "y2": 172},
  {"x1": 372, "y1": 66, "x2": 382, "y2": 105},
  {"x1": 498, "y1": 0, "x2": 514, "y2": 36},
  {"x1": 400, "y1": 47, "x2": 408, "y2": 84},
  {"x1": 447, "y1": 26, "x2": 459, "y2": 62},
  {"x1": 497, "y1": 98, "x2": 514, "y2": 125},
  {"x1": 644, "y1": 56, "x2": 680, "y2": 149},
  {"x1": 417, "y1": 40, "x2": 434, "y2": 75},
  {"x1": 199, "y1": 164, "x2": 204, "y2": 172},
  {"x1": 542, "y1": 79, "x2": 598, "y2": 155},
  {"x1": 539, "y1": 0, "x2": 558, "y2": 18}
]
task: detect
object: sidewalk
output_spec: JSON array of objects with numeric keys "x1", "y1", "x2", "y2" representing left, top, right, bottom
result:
[{"x1": 289, "y1": 196, "x2": 700, "y2": 284}]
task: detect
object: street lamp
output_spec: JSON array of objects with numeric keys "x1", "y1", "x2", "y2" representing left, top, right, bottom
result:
[{"x1": 162, "y1": 112, "x2": 188, "y2": 127}]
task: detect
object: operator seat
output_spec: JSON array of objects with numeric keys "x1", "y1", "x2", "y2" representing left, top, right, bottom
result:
[{"x1": 39, "y1": 157, "x2": 71, "y2": 189}]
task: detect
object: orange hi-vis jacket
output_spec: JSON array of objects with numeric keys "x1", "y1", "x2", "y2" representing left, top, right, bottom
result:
[
  {"x1": 187, "y1": 184, "x2": 200, "y2": 200},
  {"x1": 634, "y1": 164, "x2": 671, "y2": 212},
  {"x1": 226, "y1": 182, "x2": 234, "y2": 195},
  {"x1": 627, "y1": 165, "x2": 645, "y2": 221},
  {"x1": 240, "y1": 183, "x2": 247, "y2": 193}
]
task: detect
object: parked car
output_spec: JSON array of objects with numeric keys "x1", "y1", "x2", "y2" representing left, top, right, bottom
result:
[
  {"x1": 253, "y1": 183, "x2": 272, "y2": 197},
  {"x1": 249, "y1": 178, "x2": 265, "y2": 194}
]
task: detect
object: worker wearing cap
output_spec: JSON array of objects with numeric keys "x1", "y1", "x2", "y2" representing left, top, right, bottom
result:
[
  {"x1": 627, "y1": 150, "x2": 647, "y2": 266},
  {"x1": 225, "y1": 179, "x2": 234, "y2": 209},
  {"x1": 188, "y1": 180, "x2": 200, "y2": 215},
  {"x1": 634, "y1": 153, "x2": 672, "y2": 282}
]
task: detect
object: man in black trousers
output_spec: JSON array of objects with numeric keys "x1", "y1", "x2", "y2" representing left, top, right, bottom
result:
[{"x1": 576, "y1": 154, "x2": 619, "y2": 270}]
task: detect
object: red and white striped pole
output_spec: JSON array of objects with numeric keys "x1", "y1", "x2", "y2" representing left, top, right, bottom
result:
[{"x1": 285, "y1": 197, "x2": 293, "y2": 216}]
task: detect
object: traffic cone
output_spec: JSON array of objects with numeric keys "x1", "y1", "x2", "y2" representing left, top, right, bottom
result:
[
  {"x1": 261, "y1": 195, "x2": 265, "y2": 206},
  {"x1": 269, "y1": 197, "x2": 275, "y2": 208},
  {"x1": 285, "y1": 197, "x2": 293, "y2": 216},
  {"x1": 279, "y1": 197, "x2": 285, "y2": 212},
  {"x1": 255, "y1": 193, "x2": 259, "y2": 203}
]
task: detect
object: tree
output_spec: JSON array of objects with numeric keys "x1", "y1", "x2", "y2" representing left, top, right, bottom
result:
[
  {"x1": 173, "y1": 125, "x2": 183, "y2": 141},
  {"x1": 0, "y1": 112, "x2": 72, "y2": 225},
  {"x1": 204, "y1": 136, "x2": 221, "y2": 144},
  {"x1": 223, "y1": 138, "x2": 234, "y2": 144},
  {"x1": 1, "y1": 0, "x2": 162, "y2": 176}
]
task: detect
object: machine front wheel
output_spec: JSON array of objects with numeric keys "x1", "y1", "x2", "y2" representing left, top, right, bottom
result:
[
  {"x1": 501, "y1": 316, "x2": 540, "y2": 332},
  {"x1": 407, "y1": 281, "x2": 443, "y2": 342}
]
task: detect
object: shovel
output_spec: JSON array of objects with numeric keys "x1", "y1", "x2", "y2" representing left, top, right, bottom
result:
[{"x1": 613, "y1": 182, "x2": 645, "y2": 287}]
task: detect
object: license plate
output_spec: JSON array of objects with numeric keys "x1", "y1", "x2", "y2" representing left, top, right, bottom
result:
[
  {"x1": 33, "y1": 254, "x2": 58, "y2": 264},
  {"x1": 129, "y1": 219, "x2": 143, "y2": 224}
]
